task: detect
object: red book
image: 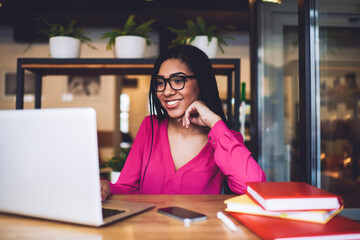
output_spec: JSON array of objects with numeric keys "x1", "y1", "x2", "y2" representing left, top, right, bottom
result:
[
  {"x1": 227, "y1": 211, "x2": 360, "y2": 240},
  {"x1": 246, "y1": 182, "x2": 342, "y2": 211}
]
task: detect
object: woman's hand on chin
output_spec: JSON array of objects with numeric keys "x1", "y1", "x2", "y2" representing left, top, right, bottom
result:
[{"x1": 181, "y1": 100, "x2": 221, "y2": 128}]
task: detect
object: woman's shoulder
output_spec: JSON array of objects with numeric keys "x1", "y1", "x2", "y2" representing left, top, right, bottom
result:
[
  {"x1": 141, "y1": 115, "x2": 167, "y2": 128},
  {"x1": 142, "y1": 115, "x2": 159, "y2": 123},
  {"x1": 143, "y1": 115, "x2": 152, "y2": 123}
]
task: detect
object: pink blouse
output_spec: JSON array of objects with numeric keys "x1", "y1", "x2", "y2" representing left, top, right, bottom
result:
[{"x1": 109, "y1": 116, "x2": 266, "y2": 194}]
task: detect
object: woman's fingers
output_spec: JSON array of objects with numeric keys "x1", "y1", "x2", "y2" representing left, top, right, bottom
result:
[
  {"x1": 182, "y1": 102, "x2": 199, "y2": 127},
  {"x1": 182, "y1": 100, "x2": 222, "y2": 128},
  {"x1": 100, "y1": 180, "x2": 111, "y2": 201}
]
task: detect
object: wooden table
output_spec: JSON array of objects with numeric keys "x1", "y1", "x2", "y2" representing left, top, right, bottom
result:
[{"x1": 0, "y1": 195, "x2": 259, "y2": 240}]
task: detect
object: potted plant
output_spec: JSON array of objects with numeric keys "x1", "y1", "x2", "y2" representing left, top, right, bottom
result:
[
  {"x1": 101, "y1": 15, "x2": 156, "y2": 58},
  {"x1": 102, "y1": 148, "x2": 130, "y2": 183},
  {"x1": 167, "y1": 16, "x2": 236, "y2": 58},
  {"x1": 24, "y1": 18, "x2": 96, "y2": 58}
]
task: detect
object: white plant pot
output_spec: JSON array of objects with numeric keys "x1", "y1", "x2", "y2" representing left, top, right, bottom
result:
[
  {"x1": 190, "y1": 36, "x2": 218, "y2": 58},
  {"x1": 110, "y1": 171, "x2": 121, "y2": 184},
  {"x1": 115, "y1": 36, "x2": 146, "y2": 58},
  {"x1": 49, "y1": 36, "x2": 81, "y2": 58}
]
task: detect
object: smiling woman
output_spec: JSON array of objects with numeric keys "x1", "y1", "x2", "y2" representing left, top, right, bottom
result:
[
  {"x1": 99, "y1": 45, "x2": 266, "y2": 200},
  {"x1": 155, "y1": 59, "x2": 200, "y2": 120}
]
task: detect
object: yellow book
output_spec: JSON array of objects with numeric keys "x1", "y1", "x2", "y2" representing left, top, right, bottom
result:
[{"x1": 224, "y1": 194, "x2": 343, "y2": 224}]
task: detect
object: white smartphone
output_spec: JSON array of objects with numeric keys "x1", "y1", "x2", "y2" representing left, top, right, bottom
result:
[{"x1": 157, "y1": 206, "x2": 207, "y2": 222}]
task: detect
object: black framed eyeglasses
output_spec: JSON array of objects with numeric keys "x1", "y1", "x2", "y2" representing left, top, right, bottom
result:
[{"x1": 154, "y1": 75, "x2": 196, "y2": 92}]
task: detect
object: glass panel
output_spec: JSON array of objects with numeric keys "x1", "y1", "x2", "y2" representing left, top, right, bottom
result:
[
  {"x1": 318, "y1": 0, "x2": 360, "y2": 208},
  {"x1": 257, "y1": 0, "x2": 301, "y2": 181}
]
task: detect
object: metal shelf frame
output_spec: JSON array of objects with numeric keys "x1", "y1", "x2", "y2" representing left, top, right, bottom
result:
[{"x1": 16, "y1": 58, "x2": 241, "y2": 130}]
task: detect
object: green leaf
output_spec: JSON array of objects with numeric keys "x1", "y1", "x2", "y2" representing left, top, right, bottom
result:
[
  {"x1": 24, "y1": 18, "x2": 97, "y2": 53},
  {"x1": 101, "y1": 15, "x2": 156, "y2": 49},
  {"x1": 167, "y1": 16, "x2": 237, "y2": 54},
  {"x1": 103, "y1": 148, "x2": 130, "y2": 171},
  {"x1": 196, "y1": 17, "x2": 206, "y2": 33}
]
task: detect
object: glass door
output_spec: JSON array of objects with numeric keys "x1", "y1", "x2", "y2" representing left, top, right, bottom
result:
[
  {"x1": 318, "y1": 0, "x2": 360, "y2": 210},
  {"x1": 253, "y1": 0, "x2": 360, "y2": 217},
  {"x1": 255, "y1": 0, "x2": 300, "y2": 182}
]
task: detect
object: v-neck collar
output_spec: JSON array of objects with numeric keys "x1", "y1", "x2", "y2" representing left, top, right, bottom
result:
[{"x1": 161, "y1": 118, "x2": 211, "y2": 174}]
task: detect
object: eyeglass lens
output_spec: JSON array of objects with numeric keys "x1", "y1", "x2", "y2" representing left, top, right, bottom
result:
[{"x1": 156, "y1": 76, "x2": 186, "y2": 92}]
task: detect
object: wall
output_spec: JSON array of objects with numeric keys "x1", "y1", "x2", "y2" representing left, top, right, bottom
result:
[
  {"x1": 0, "y1": 26, "x2": 251, "y2": 159},
  {"x1": 122, "y1": 76, "x2": 151, "y2": 140},
  {"x1": 0, "y1": 27, "x2": 159, "y2": 130}
]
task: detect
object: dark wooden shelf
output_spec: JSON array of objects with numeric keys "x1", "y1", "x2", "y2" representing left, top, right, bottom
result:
[{"x1": 16, "y1": 57, "x2": 241, "y2": 131}]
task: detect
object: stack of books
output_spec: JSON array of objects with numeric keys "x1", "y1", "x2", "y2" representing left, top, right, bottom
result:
[{"x1": 224, "y1": 182, "x2": 360, "y2": 240}]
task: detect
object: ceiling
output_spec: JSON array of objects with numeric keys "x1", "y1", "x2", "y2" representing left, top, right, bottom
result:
[
  {"x1": 0, "y1": 0, "x2": 251, "y2": 44},
  {"x1": 0, "y1": 0, "x2": 250, "y2": 38},
  {"x1": 0, "y1": 0, "x2": 250, "y2": 12}
]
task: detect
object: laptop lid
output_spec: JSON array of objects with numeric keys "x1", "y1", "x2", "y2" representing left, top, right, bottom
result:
[{"x1": 0, "y1": 108, "x2": 153, "y2": 226}]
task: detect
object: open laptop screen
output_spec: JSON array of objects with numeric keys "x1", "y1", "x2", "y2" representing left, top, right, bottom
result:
[{"x1": 0, "y1": 108, "x2": 105, "y2": 225}]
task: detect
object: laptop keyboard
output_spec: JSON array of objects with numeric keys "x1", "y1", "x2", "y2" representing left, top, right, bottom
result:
[{"x1": 102, "y1": 208, "x2": 126, "y2": 219}]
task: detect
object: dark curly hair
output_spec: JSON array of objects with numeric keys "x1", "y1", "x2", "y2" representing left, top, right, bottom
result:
[{"x1": 148, "y1": 44, "x2": 226, "y2": 124}]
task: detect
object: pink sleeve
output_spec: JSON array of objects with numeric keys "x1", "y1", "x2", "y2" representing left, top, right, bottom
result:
[
  {"x1": 109, "y1": 117, "x2": 150, "y2": 194},
  {"x1": 208, "y1": 120, "x2": 266, "y2": 194}
]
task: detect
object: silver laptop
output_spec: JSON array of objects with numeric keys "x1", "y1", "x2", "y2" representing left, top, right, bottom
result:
[{"x1": 0, "y1": 107, "x2": 154, "y2": 226}]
